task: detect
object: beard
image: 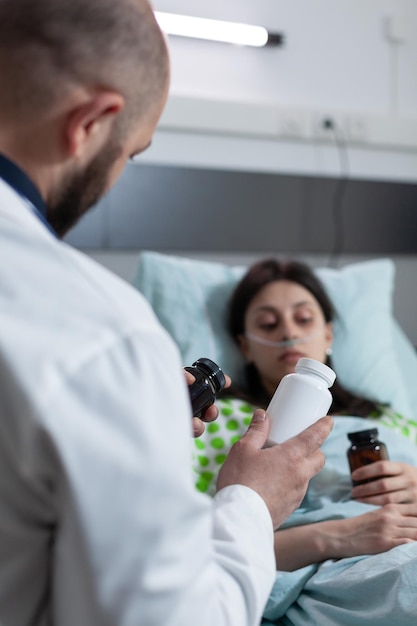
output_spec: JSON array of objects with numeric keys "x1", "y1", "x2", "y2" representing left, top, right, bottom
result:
[{"x1": 47, "y1": 140, "x2": 123, "y2": 238}]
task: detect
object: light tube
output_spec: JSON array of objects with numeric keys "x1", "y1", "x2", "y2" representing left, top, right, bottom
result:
[{"x1": 154, "y1": 12, "x2": 279, "y2": 47}]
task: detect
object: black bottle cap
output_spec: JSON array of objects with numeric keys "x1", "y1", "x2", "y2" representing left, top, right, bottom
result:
[
  {"x1": 348, "y1": 428, "x2": 379, "y2": 443},
  {"x1": 192, "y1": 358, "x2": 226, "y2": 394}
]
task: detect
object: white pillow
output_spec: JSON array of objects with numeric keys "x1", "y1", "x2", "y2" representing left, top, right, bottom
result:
[{"x1": 133, "y1": 252, "x2": 413, "y2": 419}]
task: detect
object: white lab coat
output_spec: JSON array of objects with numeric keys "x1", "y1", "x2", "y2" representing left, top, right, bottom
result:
[{"x1": 0, "y1": 178, "x2": 275, "y2": 626}]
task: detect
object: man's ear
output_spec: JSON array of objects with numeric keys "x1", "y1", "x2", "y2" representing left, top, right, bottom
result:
[{"x1": 65, "y1": 91, "x2": 125, "y2": 158}]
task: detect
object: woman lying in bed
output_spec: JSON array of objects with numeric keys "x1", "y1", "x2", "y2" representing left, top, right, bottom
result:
[{"x1": 193, "y1": 258, "x2": 417, "y2": 574}]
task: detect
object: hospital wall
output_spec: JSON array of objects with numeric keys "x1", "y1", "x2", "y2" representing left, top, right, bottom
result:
[{"x1": 65, "y1": 0, "x2": 417, "y2": 343}]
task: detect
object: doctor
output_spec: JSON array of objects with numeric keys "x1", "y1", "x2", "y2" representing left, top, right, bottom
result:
[{"x1": 0, "y1": 1, "x2": 333, "y2": 625}]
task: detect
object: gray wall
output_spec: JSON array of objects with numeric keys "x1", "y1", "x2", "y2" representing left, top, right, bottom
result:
[
  {"x1": 65, "y1": 162, "x2": 417, "y2": 256},
  {"x1": 63, "y1": 163, "x2": 417, "y2": 344}
]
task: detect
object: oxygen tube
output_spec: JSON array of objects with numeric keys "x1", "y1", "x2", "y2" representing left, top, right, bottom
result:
[{"x1": 244, "y1": 328, "x2": 323, "y2": 348}]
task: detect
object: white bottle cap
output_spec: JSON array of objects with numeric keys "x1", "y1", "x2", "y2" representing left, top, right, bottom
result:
[{"x1": 295, "y1": 357, "x2": 336, "y2": 387}]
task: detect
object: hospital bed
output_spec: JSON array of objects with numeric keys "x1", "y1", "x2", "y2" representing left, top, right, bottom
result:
[{"x1": 133, "y1": 251, "x2": 417, "y2": 625}]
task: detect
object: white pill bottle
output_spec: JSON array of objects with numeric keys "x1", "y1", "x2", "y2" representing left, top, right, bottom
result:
[{"x1": 267, "y1": 357, "x2": 336, "y2": 444}]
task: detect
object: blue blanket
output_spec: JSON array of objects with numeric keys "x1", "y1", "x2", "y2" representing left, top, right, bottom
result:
[{"x1": 262, "y1": 417, "x2": 417, "y2": 626}]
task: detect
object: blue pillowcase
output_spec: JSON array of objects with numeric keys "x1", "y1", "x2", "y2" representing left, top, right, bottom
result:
[{"x1": 133, "y1": 252, "x2": 414, "y2": 421}]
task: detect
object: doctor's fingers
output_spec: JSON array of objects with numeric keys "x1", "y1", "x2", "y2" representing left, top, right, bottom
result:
[{"x1": 286, "y1": 415, "x2": 334, "y2": 457}]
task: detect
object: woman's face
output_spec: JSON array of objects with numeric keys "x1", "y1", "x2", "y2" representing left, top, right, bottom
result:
[{"x1": 238, "y1": 280, "x2": 333, "y2": 398}]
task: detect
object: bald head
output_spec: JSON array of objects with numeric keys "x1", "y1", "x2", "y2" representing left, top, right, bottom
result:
[{"x1": 0, "y1": 0, "x2": 169, "y2": 129}]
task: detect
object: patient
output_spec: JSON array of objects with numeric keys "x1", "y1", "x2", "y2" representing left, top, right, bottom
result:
[{"x1": 193, "y1": 258, "x2": 417, "y2": 574}]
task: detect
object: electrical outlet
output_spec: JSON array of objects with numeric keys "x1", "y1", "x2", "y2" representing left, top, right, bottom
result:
[
  {"x1": 312, "y1": 112, "x2": 345, "y2": 141},
  {"x1": 344, "y1": 114, "x2": 369, "y2": 143},
  {"x1": 278, "y1": 109, "x2": 310, "y2": 139}
]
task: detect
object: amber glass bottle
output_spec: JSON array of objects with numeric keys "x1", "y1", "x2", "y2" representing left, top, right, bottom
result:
[
  {"x1": 185, "y1": 358, "x2": 226, "y2": 418},
  {"x1": 347, "y1": 428, "x2": 389, "y2": 486}
]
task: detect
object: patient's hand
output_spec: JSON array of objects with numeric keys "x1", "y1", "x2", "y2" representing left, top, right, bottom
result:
[
  {"x1": 274, "y1": 502, "x2": 417, "y2": 570},
  {"x1": 329, "y1": 503, "x2": 417, "y2": 559},
  {"x1": 351, "y1": 461, "x2": 417, "y2": 505},
  {"x1": 183, "y1": 369, "x2": 231, "y2": 437}
]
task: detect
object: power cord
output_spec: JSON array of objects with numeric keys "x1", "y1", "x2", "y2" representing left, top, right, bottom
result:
[{"x1": 322, "y1": 117, "x2": 351, "y2": 267}]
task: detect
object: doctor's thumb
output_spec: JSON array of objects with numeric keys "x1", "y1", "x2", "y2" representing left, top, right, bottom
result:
[{"x1": 242, "y1": 409, "x2": 270, "y2": 450}]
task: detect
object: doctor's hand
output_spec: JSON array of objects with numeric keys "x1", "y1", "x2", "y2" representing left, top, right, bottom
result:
[
  {"x1": 351, "y1": 461, "x2": 417, "y2": 505},
  {"x1": 217, "y1": 410, "x2": 333, "y2": 530},
  {"x1": 183, "y1": 369, "x2": 232, "y2": 438}
]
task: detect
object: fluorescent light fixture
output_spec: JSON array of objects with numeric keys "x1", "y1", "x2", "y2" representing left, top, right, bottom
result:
[{"x1": 154, "y1": 12, "x2": 284, "y2": 48}]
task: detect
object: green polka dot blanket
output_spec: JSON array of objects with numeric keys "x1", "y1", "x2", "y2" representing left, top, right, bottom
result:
[
  {"x1": 192, "y1": 398, "x2": 417, "y2": 497},
  {"x1": 193, "y1": 398, "x2": 253, "y2": 496}
]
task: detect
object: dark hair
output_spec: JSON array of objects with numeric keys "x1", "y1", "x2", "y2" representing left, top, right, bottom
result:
[
  {"x1": 0, "y1": 0, "x2": 168, "y2": 130},
  {"x1": 223, "y1": 258, "x2": 380, "y2": 417}
]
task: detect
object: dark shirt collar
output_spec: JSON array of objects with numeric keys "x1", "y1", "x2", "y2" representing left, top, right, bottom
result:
[{"x1": 0, "y1": 153, "x2": 57, "y2": 237}]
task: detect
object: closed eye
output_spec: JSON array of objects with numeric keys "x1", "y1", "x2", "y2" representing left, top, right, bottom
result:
[
  {"x1": 259, "y1": 322, "x2": 278, "y2": 331},
  {"x1": 297, "y1": 317, "x2": 314, "y2": 325}
]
